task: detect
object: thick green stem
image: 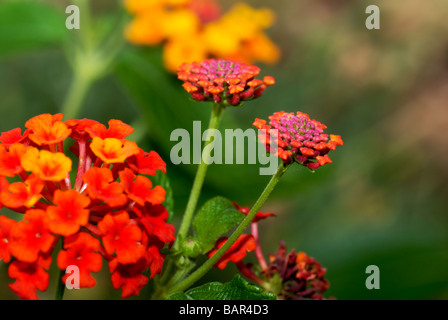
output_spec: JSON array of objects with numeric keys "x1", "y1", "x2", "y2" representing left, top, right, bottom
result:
[
  {"x1": 61, "y1": 0, "x2": 126, "y2": 119},
  {"x1": 175, "y1": 103, "x2": 226, "y2": 246},
  {"x1": 167, "y1": 162, "x2": 290, "y2": 296}
]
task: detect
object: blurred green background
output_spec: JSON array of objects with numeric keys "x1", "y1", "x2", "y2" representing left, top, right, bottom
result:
[{"x1": 1, "y1": 0, "x2": 448, "y2": 299}]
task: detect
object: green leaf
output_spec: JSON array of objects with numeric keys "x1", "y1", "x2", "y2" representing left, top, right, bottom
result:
[
  {"x1": 150, "y1": 172, "x2": 174, "y2": 221},
  {"x1": 0, "y1": 0, "x2": 68, "y2": 56},
  {"x1": 192, "y1": 196, "x2": 244, "y2": 254},
  {"x1": 167, "y1": 275, "x2": 276, "y2": 300}
]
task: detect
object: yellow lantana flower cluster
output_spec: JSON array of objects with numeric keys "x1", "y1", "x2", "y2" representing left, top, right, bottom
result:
[{"x1": 124, "y1": 0, "x2": 280, "y2": 72}]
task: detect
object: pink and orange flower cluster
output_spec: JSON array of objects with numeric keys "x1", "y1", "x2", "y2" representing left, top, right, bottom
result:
[
  {"x1": 178, "y1": 59, "x2": 275, "y2": 106},
  {"x1": 0, "y1": 113, "x2": 174, "y2": 299},
  {"x1": 254, "y1": 111, "x2": 344, "y2": 170}
]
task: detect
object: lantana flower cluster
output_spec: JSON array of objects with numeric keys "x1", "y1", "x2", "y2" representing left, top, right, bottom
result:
[
  {"x1": 207, "y1": 203, "x2": 331, "y2": 300},
  {"x1": 254, "y1": 111, "x2": 344, "y2": 170},
  {"x1": 0, "y1": 113, "x2": 175, "y2": 299},
  {"x1": 124, "y1": 0, "x2": 280, "y2": 72},
  {"x1": 178, "y1": 59, "x2": 275, "y2": 106}
]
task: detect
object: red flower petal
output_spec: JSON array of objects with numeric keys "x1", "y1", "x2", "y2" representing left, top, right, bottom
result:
[
  {"x1": 57, "y1": 232, "x2": 102, "y2": 288},
  {"x1": 0, "y1": 215, "x2": 17, "y2": 263},
  {"x1": 127, "y1": 149, "x2": 167, "y2": 175},
  {"x1": 83, "y1": 167, "x2": 127, "y2": 207},
  {"x1": 0, "y1": 174, "x2": 44, "y2": 208},
  {"x1": 0, "y1": 128, "x2": 26, "y2": 147},
  {"x1": 98, "y1": 211, "x2": 145, "y2": 264},
  {"x1": 233, "y1": 202, "x2": 276, "y2": 223},
  {"x1": 0, "y1": 143, "x2": 27, "y2": 177},
  {"x1": 86, "y1": 119, "x2": 134, "y2": 140},
  {"x1": 207, "y1": 234, "x2": 256, "y2": 270},
  {"x1": 109, "y1": 256, "x2": 149, "y2": 298},
  {"x1": 119, "y1": 168, "x2": 166, "y2": 206},
  {"x1": 47, "y1": 190, "x2": 91, "y2": 236},
  {"x1": 8, "y1": 209, "x2": 55, "y2": 263},
  {"x1": 133, "y1": 203, "x2": 176, "y2": 244},
  {"x1": 8, "y1": 254, "x2": 51, "y2": 300},
  {"x1": 65, "y1": 118, "x2": 100, "y2": 140}
]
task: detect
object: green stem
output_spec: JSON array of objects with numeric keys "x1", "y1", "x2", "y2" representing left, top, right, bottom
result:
[
  {"x1": 77, "y1": 0, "x2": 94, "y2": 52},
  {"x1": 175, "y1": 102, "x2": 226, "y2": 246},
  {"x1": 61, "y1": 73, "x2": 93, "y2": 120},
  {"x1": 55, "y1": 267, "x2": 66, "y2": 300},
  {"x1": 61, "y1": 0, "x2": 126, "y2": 119},
  {"x1": 167, "y1": 162, "x2": 290, "y2": 296}
]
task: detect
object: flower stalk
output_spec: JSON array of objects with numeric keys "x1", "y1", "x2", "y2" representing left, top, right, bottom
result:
[
  {"x1": 175, "y1": 102, "x2": 226, "y2": 246},
  {"x1": 167, "y1": 162, "x2": 291, "y2": 296}
]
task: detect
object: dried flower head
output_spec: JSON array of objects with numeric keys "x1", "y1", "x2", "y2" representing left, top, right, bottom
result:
[
  {"x1": 265, "y1": 242, "x2": 331, "y2": 300},
  {"x1": 0, "y1": 113, "x2": 175, "y2": 299},
  {"x1": 178, "y1": 59, "x2": 275, "y2": 106},
  {"x1": 254, "y1": 111, "x2": 343, "y2": 170}
]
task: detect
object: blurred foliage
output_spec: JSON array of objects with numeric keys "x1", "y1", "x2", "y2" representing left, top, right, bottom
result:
[{"x1": 1, "y1": 0, "x2": 448, "y2": 299}]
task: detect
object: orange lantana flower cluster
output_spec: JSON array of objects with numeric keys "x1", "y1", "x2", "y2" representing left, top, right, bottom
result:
[
  {"x1": 124, "y1": 0, "x2": 280, "y2": 72},
  {"x1": 0, "y1": 114, "x2": 174, "y2": 299}
]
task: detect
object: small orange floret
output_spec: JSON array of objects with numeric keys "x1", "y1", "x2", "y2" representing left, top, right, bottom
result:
[
  {"x1": 47, "y1": 190, "x2": 91, "y2": 236},
  {"x1": 0, "y1": 216, "x2": 17, "y2": 263},
  {"x1": 20, "y1": 148, "x2": 72, "y2": 182},
  {"x1": 25, "y1": 113, "x2": 71, "y2": 146},
  {"x1": 0, "y1": 143, "x2": 28, "y2": 177},
  {"x1": 263, "y1": 76, "x2": 275, "y2": 86},
  {"x1": 98, "y1": 211, "x2": 146, "y2": 264},
  {"x1": 8, "y1": 255, "x2": 51, "y2": 300},
  {"x1": 316, "y1": 154, "x2": 332, "y2": 166},
  {"x1": 119, "y1": 168, "x2": 166, "y2": 206},
  {"x1": 83, "y1": 167, "x2": 127, "y2": 207},
  {"x1": 208, "y1": 86, "x2": 224, "y2": 94},
  {"x1": 90, "y1": 137, "x2": 140, "y2": 164},
  {"x1": 65, "y1": 118, "x2": 100, "y2": 140},
  {"x1": 8, "y1": 209, "x2": 55, "y2": 263},
  {"x1": 86, "y1": 119, "x2": 135, "y2": 141},
  {"x1": 0, "y1": 128, "x2": 26, "y2": 147},
  {"x1": 299, "y1": 147, "x2": 315, "y2": 158},
  {"x1": 0, "y1": 175, "x2": 44, "y2": 209},
  {"x1": 330, "y1": 134, "x2": 343, "y2": 146},
  {"x1": 182, "y1": 82, "x2": 198, "y2": 93},
  {"x1": 252, "y1": 118, "x2": 267, "y2": 130},
  {"x1": 57, "y1": 232, "x2": 102, "y2": 288},
  {"x1": 127, "y1": 149, "x2": 167, "y2": 175}
]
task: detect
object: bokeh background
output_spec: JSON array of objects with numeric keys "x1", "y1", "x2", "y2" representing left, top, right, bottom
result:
[{"x1": 1, "y1": 0, "x2": 448, "y2": 299}]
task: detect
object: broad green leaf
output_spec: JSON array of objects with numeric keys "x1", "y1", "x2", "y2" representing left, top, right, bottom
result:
[
  {"x1": 192, "y1": 196, "x2": 244, "y2": 254},
  {"x1": 167, "y1": 275, "x2": 276, "y2": 300},
  {"x1": 0, "y1": 0, "x2": 68, "y2": 56},
  {"x1": 150, "y1": 172, "x2": 174, "y2": 221}
]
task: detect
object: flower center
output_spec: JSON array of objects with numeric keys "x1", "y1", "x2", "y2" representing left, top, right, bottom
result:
[
  {"x1": 201, "y1": 59, "x2": 242, "y2": 77},
  {"x1": 271, "y1": 113, "x2": 325, "y2": 147}
]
